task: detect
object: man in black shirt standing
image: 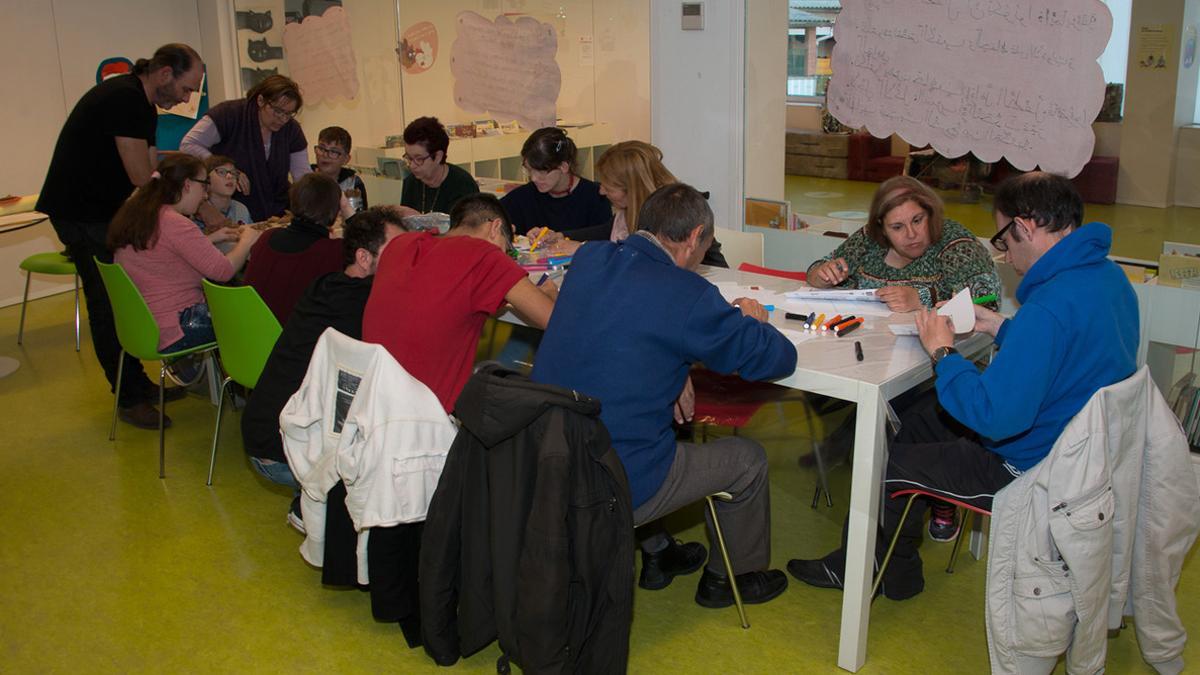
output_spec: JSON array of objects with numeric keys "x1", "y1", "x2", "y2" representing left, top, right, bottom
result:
[{"x1": 37, "y1": 43, "x2": 203, "y2": 428}]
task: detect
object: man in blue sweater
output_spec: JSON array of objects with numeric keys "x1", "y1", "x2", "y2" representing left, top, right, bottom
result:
[
  {"x1": 532, "y1": 183, "x2": 798, "y2": 609},
  {"x1": 790, "y1": 172, "x2": 1139, "y2": 600}
]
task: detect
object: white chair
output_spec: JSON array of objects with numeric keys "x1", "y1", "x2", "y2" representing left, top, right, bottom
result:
[{"x1": 717, "y1": 229, "x2": 764, "y2": 269}]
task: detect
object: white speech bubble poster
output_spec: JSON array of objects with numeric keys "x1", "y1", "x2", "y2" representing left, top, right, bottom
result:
[
  {"x1": 828, "y1": 0, "x2": 1113, "y2": 177},
  {"x1": 450, "y1": 12, "x2": 561, "y2": 130}
]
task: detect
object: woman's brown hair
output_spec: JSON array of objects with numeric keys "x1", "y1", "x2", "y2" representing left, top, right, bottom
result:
[
  {"x1": 108, "y1": 154, "x2": 205, "y2": 251},
  {"x1": 246, "y1": 74, "x2": 303, "y2": 111},
  {"x1": 864, "y1": 175, "x2": 944, "y2": 249},
  {"x1": 594, "y1": 141, "x2": 676, "y2": 235}
]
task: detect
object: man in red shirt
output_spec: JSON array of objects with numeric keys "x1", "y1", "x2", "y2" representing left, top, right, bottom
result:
[{"x1": 362, "y1": 193, "x2": 555, "y2": 412}]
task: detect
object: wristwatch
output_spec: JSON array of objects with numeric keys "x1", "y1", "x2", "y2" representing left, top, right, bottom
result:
[{"x1": 930, "y1": 345, "x2": 958, "y2": 367}]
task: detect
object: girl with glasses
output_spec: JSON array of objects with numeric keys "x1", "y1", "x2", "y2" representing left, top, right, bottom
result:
[
  {"x1": 108, "y1": 154, "x2": 260, "y2": 353},
  {"x1": 181, "y1": 74, "x2": 311, "y2": 222},
  {"x1": 398, "y1": 116, "x2": 479, "y2": 215},
  {"x1": 500, "y1": 127, "x2": 612, "y2": 241}
]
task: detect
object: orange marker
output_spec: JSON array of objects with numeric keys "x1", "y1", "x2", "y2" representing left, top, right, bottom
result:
[
  {"x1": 835, "y1": 318, "x2": 865, "y2": 337},
  {"x1": 821, "y1": 314, "x2": 842, "y2": 332}
]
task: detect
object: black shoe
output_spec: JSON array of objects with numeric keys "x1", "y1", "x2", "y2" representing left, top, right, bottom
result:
[
  {"x1": 118, "y1": 402, "x2": 172, "y2": 430},
  {"x1": 639, "y1": 540, "x2": 707, "y2": 590},
  {"x1": 787, "y1": 558, "x2": 846, "y2": 590},
  {"x1": 694, "y1": 568, "x2": 788, "y2": 608},
  {"x1": 161, "y1": 386, "x2": 188, "y2": 403}
]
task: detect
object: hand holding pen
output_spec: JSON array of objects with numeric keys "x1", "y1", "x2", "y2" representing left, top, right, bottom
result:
[{"x1": 810, "y1": 257, "x2": 851, "y2": 287}]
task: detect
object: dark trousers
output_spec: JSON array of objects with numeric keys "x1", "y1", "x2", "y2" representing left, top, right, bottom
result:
[
  {"x1": 825, "y1": 390, "x2": 1017, "y2": 595},
  {"x1": 52, "y1": 219, "x2": 155, "y2": 407}
]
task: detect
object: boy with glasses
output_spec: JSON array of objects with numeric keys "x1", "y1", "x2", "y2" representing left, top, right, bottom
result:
[
  {"x1": 311, "y1": 126, "x2": 368, "y2": 213},
  {"x1": 193, "y1": 155, "x2": 251, "y2": 233}
]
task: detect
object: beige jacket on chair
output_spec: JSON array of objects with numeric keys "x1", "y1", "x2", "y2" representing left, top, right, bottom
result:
[{"x1": 986, "y1": 366, "x2": 1200, "y2": 675}]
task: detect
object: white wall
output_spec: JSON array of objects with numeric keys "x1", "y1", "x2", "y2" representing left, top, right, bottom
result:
[
  {"x1": 0, "y1": 0, "x2": 204, "y2": 308},
  {"x1": 651, "y1": 0, "x2": 745, "y2": 230}
]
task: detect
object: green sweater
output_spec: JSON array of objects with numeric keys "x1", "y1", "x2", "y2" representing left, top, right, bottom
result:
[
  {"x1": 400, "y1": 163, "x2": 480, "y2": 214},
  {"x1": 812, "y1": 218, "x2": 1001, "y2": 308}
]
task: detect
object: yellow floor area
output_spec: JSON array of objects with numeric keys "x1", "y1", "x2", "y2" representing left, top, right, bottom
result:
[
  {"x1": 785, "y1": 176, "x2": 1200, "y2": 262},
  {"x1": 3, "y1": 292, "x2": 1199, "y2": 673}
]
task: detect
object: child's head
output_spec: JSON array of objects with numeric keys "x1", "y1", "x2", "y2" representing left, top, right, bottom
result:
[
  {"x1": 315, "y1": 126, "x2": 352, "y2": 177},
  {"x1": 289, "y1": 173, "x2": 343, "y2": 228},
  {"x1": 449, "y1": 193, "x2": 513, "y2": 251},
  {"x1": 204, "y1": 155, "x2": 240, "y2": 199}
]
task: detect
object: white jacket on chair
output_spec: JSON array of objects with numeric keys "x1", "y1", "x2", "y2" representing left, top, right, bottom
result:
[
  {"x1": 280, "y1": 327, "x2": 458, "y2": 582},
  {"x1": 986, "y1": 366, "x2": 1200, "y2": 674}
]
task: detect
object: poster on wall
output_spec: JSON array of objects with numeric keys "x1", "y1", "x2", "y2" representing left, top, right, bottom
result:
[
  {"x1": 826, "y1": 0, "x2": 1112, "y2": 178},
  {"x1": 450, "y1": 11, "x2": 560, "y2": 130},
  {"x1": 400, "y1": 21, "x2": 438, "y2": 74},
  {"x1": 1136, "y1": 24, "x2": 1171, "y2": 69},
  {"x1": 281, "y1": 6, "x2": 359, "y2": 102}
]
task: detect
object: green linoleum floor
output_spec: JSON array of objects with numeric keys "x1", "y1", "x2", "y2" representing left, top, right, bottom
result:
[
  {"x1": 785, "y1": 176, "x2": 1200, "y2": 262},
  {"x1": 2, "y1": 292, "x2": 1199, "y2": 673}
]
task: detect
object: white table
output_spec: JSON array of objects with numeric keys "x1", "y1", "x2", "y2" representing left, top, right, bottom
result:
[
  {"x1": 0, "y1": 206, "x2": 50, "y2": 379},
  {"x1": 500, "y1": 264, "x2": 990, "y2": 672}
]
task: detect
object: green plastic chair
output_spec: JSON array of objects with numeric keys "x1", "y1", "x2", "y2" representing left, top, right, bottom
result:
[
  {"x1": 95, "y1": 258, "x2": 218, "y2": 478},
  {"x1": 202, "y1": 280, "x2": 283, "y2": 486},
  {"x1": 18, "y1": 252, "x2": 79, "y2": 351}
]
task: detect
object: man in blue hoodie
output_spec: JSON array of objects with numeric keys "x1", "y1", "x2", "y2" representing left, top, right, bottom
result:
[
  {"x1": 789, "y1": 172, "x2": 1139, "y2": 600},
  {"x1": 532, "y1": 183, "x2": 798, "y2": 609}
]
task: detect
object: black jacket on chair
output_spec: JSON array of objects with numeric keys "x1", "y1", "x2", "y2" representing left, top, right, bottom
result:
[{"x1": 419, "y1": 365, "x2": 635, "y2": 674}]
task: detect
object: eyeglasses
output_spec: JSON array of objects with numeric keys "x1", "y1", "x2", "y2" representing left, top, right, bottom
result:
[
  {"x1": 212, "y1": 168, "x2": 240, "y2": 178},
  {"x1": 265, "y1": 100, "x2": 298, "y2": 119},
  {"x1": 402, "y1": 152, "x2": 432, "y2": 166},
  {"x1": 190, "y1": 176, "x2": 210, "y2": 190},
  {"x1": 990, "y1": 219, "x2": 1017, "y2": 252},
  {"x1": 315, "y1": 144, "x2": 347, "y2": 159}
]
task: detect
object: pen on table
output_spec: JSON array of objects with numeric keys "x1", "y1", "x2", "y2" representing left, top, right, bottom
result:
[
  {"x1": 829, "y1": 315, "x2": 857, "y2": 331},
  {"x1": 854, "y1": 340, "x2": 864, "y2": 361},
  {"x1": 804, "y1": 312, "x2": 817, "y2": 329},
  {"x1": 784, "y1": 311, "x2": 807, "y2": 321},
  {"x1": 813, "y1": 313, "x2": 825, "y2": 331},
  {"x1": 529, "y1": 227, "x2": 549, "y2": 252},
  {"x1": 763, "y1": 305, "x2": 775, "y2": 312},
  {"x1": 536, "y1": 273, "x2": 549, "y2": 287},
  {"x1": 821, "y1": 314, "x2": 842, "y2": 332},
  {"x1": 972, "y1": 294, "x2": 998, "y2": 305},
  {"x1": 836, "y1": 318, "x2": 865, "y2": 337}
]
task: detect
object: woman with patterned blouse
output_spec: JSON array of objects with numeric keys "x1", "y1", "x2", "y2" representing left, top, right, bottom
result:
[{"x1": 808, "y1": 175, "x2": 1000, "y2": 311}]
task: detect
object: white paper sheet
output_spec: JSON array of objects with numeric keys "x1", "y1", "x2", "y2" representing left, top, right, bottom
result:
[
  {"x1": 712, "y1": 281, "x2": 789, "y2": 308},
  {"x1": 786, "y1": 288, "x2": 884, "y2": 302},
  {"x1": 889, "y1": 324, "x2": 919, "y2": 337},
  {"x1": 938, "y1": 288, "x2": 976, "y2": 334}
]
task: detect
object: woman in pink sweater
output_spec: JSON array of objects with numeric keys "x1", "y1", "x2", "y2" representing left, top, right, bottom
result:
[{"x1": 110, "y1": 154, "x2": 260, "y2": 352}]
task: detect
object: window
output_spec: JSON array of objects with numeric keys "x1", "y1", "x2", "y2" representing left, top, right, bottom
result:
[{"x1": 787, "y1": 1, "x2": 839, "y2": 103}]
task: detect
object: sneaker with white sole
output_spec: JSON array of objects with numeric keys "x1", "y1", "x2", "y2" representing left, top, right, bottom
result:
[
  {"x1": 928, "y1": 502, "x2": 960, "y2": 543},
  {"x1": 287, "y1": 496, "x2": 306, "y2": 535}
]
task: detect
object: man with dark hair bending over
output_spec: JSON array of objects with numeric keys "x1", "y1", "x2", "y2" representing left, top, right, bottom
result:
[
  {"x1": 363, "y1": 193, "x2": 557, "y2": 412},
  {"x1": 531, "y1": 183, "x2": 798, "y2": 609}
]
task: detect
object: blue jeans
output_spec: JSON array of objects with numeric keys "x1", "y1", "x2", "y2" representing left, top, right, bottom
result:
[
  {"x1": 163, "y1": 303, "x2": 215, "y2": 353},
  {"x1": 249, "y1": 456, "x2": 300, "y2": 490}
]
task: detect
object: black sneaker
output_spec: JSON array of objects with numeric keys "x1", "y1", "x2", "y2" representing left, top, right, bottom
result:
[
  {"x1": 787, "y1": 558, "x2": 846, "y2": 590},
  {"x1": 694, "y1": 568, "x2": 788, "y2": 608},
  {"x1": 928, "y1": 502, "x2": 960, "y2": 543},
  {"x1": 287, "y1": 496, "x2": 306, "y2": 535},
  {"x1": 639, "y1": 540, "x2": 707, "y2": 590}
]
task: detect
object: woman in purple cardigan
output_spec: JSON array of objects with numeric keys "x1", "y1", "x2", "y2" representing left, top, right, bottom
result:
[{"x1": 181, "y1": 75, "x2": 310, "y2": 221}]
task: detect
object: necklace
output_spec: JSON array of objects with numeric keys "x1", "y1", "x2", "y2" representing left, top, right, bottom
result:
[
  {"x1": 420, "y1": 164, "x2": 449, "y2": 213},
  {"x1": 548, "y1": 174, "x2": 576, "y2": 197}
]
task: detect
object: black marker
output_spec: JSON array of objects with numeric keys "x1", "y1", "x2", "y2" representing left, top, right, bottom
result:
[
  {"x1": 855, "y1": 340, "x2": 864, "y2": 361},
  {"x1": 785, "y1": 312, "x2": 808, "y2": 321}
]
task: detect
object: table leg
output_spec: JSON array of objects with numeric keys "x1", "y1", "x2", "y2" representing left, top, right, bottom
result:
[{"x1": 837, "y1": 387, "x2": 886, "y2": 672}]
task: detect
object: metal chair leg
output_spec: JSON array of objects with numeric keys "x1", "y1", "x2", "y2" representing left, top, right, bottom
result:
[
  {"x1": 158, "y1": 366, "x2": 167, "y2": 479},
  {"x1": 706, "y1": 492, "x2": 749, "y2": 629},
  {"x1": 946, "y1": 509, "x2": 971, "y2": 574},
  {"x1": 109, "y1": 350, "x2": 125, "y2": 441},
  {"x1": 805, "y1": 402, "x2": 833, "y2": 508},
  {"x1": 872, "y1": 493, "x2": 918, "y2": 598},
  {"x1": 73, "y1": 273, "x2": 81, "y2": 352},
  {"x1": 207, "y1": 377, "x2": 232, "y2": 486},
  {"x1": 17, "y1": 271, "x2": 31, "y2": 345}
]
